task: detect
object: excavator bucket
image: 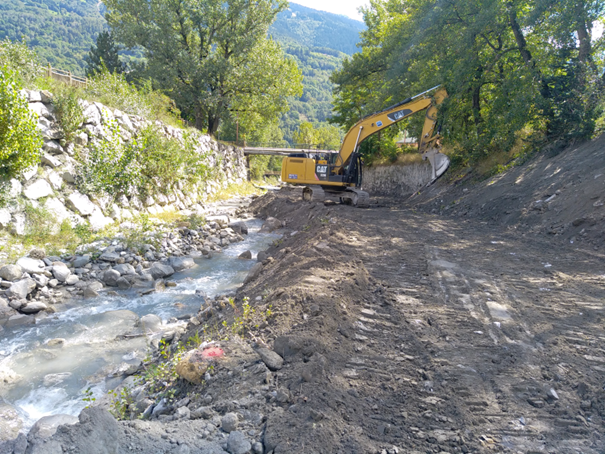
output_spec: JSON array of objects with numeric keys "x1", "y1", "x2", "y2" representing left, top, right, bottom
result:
[{"x1": 423, "y1": 147, "x2": 450, "y2": 184}]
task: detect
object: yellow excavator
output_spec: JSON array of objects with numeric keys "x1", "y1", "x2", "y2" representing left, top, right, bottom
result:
[{"x1": 281, "y1": 86, "x2": 449, "y2": 207}]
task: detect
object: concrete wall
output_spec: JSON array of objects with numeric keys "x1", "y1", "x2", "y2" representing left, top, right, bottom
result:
[{"x1": 363, "y1": 160, "x2": 434, "y2": 197}]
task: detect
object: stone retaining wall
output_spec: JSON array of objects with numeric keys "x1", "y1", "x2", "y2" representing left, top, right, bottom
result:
[{"x1": 1, "y1": 90, "x2": 247, "y2": 235}]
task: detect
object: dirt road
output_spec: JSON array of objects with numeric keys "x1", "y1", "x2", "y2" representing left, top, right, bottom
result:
[{"x1": 243, "y1": 188, "x2": 605, "y2": 453}]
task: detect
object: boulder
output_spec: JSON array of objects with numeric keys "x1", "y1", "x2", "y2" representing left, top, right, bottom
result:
[
  {"x1": 256, "y1": 347, "x2": 284, "y2": 371},
  {"x1": 89, "y1": 207, "x2": 114, "y2": 231},
  {"x1": 66, "y1": 192, "x2": 96, "y2": 216},
  {"x1": 116, "y1": 277, "x2": 131, "y2": 289},
  {"x1": 52, "y1": 264, "x2": 71, "y2": 283},
  {"x1": 24, "y1": 179, "x2": 54, "y2": 200},
  {"x1": 221, "y1": 413, "x2": 239, "y2": 433},
  {"x1": 243, "y1": 263, "x2": 263, "y2": 284},
  {"x1": 227, "y1": 431, "x2": 251, "y2": 454},
  {"x1": 41, "y1": 153, "x2": 62, "y2": 168},
  {"x1": 99, "y1": 251, "x2": 120, "y2": 262},
  {"x1": 175, "y1": 350, "x2": 210, "y2": 384},
  {"x1": 21, "y1": 301, "x2": 48, "y2": 314},
  {"x1": 28, "y1": 248, "x2": 46, "y2": 259},
  {"x1": 44, "y1": 197, "x2": 72, "y2": 224},
  {"x1": 139, "y1": 314, "x2": 162, "y2": 332},
  {"x1": 65, "y1": 275, "x2": 79, "y2": 285},
  {"x1": 0, "y1": 402, "x2": 22, "y2": 441},
  {"x1": 0, "y1": 264, "x2": 23, "y2": 282},
  {"x1": 238, "y1": 251, "x2": 252, "y2": 260},
  {"x1": 168, "y1": 257, "x2": 195, "y2": 272},
  {"x1": 26, "y1": 407, "x2": 119, "y2": 454},
  {"x1": 8, "y1": 179, "x2": 22, "y2": 198},
  {"x1": 8, "y1": 278, "x2": 36, "y2": 299},
  {"x1": 260, "y1": 217, "x2": 283, "y2": 233},
  {"x1": 28, "y1": 414, "x2": 79, "y2": 440},
  {"x1": 113, "y1": 264, "x2": 136, "y2": 276},
  {"x1": 0, "y1": 298, "x2": 18, "y2": 325},
  {"x1": 5, "y1": 313, "x2": 35, "y2": 328},
  {"x1": 229, "y1": 221, "x2": 249, "y2": 235},
  {"x1": 0, "y1": 209, "x2": 11, "y2": 227},
  {"x1": 16, "y1": 257, "x2": 45, "y2": 274},
  {"x1": 149, "y1": 262, "x2": 175, "y2": 280},
  {"x1": 72, "y1": 255, "x2": 91, "y2": 268},
  {"x1": 33, "y1": 273, "x2": 49, "y2": 287},
  {"x1": 103, "y1": 269, "x2": 121, "y2": 287},
  {"x1": 46, "y1": 170, "x2": 63, "y2": 190}
]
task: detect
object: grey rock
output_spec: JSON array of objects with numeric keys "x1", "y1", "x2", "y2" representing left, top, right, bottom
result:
[
  {"x1": 52, "y1": 265, "x2": 71, "y2": 282},
  {"x1": 0, "y1": 402, "x2": 22, "y2": 442},
  {"x1": 175, "y1": 406, "x2": 191, "y2": 420},
  {"x1": 259, "y1": 217, "x2": 282, "y2": 233},
  {"x1": 243, "y1": 263, "x2": 263, "y2": 285},
  {"x1": 103, "y1": 269, "x2": 121, "y2": 287},
  {"x1": 0, "y1": 298, "x2": 17, "y2": 325},
  {"x1": 28, "y1": 414, "x2": 79, "y2": 440},
  {"x1": 48, "y1": 279, "x2": 59, "y2": 288},
  {"x1": 139, "y1": 314, "x2": 162, "y2": 332},
  {"x1": 66, "y1": 191, "x2": 96, "y2": 216},
  {"x1": 99, "y1": 251, "x2": 120, "y2": 262},
  {"x1": 16, "y1": 257, "x2": 45, "y2": 274},
  {"x1": 41, "y1": 153, "x2": 62, "y2": 168},
  {"x1": 256, "y1": 348, "x2": 284, "y2": 371},
  {"x1": 21, "y1": 301, "x2": 48, "y2": 314},
  {"x1": 5, "y1": 314, "x2": 35, "y2": 328},
  {"x1": 252, "y1": 441, "x2": 263, "y2": 454},
  {"x1": 28, "y1": 248, "x2": 46, "y2": 259},
  {"x1": 8, "y1": 278, "x2": 36, "y2": 299},
  {"x1": 149, "y1": 262, "x2": 175, "y2": 280},
  {"x1": 257, "y1": 251, "x2": 268, "y2": 263},
  {"x1": 113, "y1": 263, "x2": 136, "y2": 276},
  {"x1": 238, "y1": 251, "x2": 252, "y2": 260},
  {"x1": 227, "y1": 431, "x2": 251, "y2": 454},
  {"x1": 0, "y1": 265, "x2": 23, "y2": 282},
  {"x1": 24, "y1": 179, "x2": 53, "y2": 200},
  {"x1": 33, "y1": 273, "x2": 49, "y2": 288},
  {"x1": 26, "y1": 407, "x2": 119, "y2": 454},
  {"x1": 168, "y1": 257, "x2": 195, "y2": 272},
  {"x1": 43, "y1": 372, "x2": 71, "y2": 387},
  {"x1": 72, "y1": 255, "x2": 90, "y2": 268},
  {"x1": 229, "y1": 221, "x2": 249, "y2": 235},
  {"x1": 152, "y1": 398, "x2": 172, "y2": 418},
  {"x1": 221, "y1": 412, "x2": 239, "y2": 433},
  {"x1": 191, "y1": 406, "x2": 213, "y2": 420},
  {"x1": 65, "y1": 275, "x2": 79, "y2": 285},
  {"x1": 116, "y1": 277, "x2": 131, "y2": 289}
]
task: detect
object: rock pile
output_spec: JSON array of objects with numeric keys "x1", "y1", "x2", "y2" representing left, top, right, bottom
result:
[{"x1": 0, "y1": 218, "x2": 248, "y2": 330}]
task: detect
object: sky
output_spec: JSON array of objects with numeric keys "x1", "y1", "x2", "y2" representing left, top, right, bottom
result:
[{"x1": 292, "y1": 0, "x2": 368, "y2": 21}]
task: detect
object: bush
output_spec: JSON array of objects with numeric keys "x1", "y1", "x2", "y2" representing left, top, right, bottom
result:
[
  {"x1": 0, "y1": 38, "x2": 43, "y2": 86},
  {"x1": 75, "y1": 123, "x2": 212, "y2": 200},
  {"x1": 0, "y1": 67, "x2": 42, "y2": 181},
  {"x1": 87, "y1": 69, "x2": 181, "y2": 126},
  {"x1": 53, "y1": 87, "x2": 85, "y2": 143}
]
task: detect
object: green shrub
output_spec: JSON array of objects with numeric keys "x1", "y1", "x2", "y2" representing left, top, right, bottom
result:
[
  {"x1": 86, "y1": 69, "x2": 181, "y2": 126},
  {"x1": 0, "y1": 38, "x2": 43, "y2": 86},
  {"x1": 53, "y1": 87, "x2": 84, "y2": 143},
  {"x1": 0, "y1": 67, "x2": 42, "y2": 181},
  {"x1": 75, "y1": 121, "x2": 143, "y2": 197},
  {"x1": 75, "y1": 123, "x2": 211, "y2": 200}
]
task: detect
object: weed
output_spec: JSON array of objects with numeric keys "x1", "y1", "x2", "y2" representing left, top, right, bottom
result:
[
  {"x1": 53, "y1": 88, "x2": 84, "y2": 143},
  {"x1": 206, "y1": 181, "x2": 263, "y2": 203},
  {"x1": 187, "y1": 331, "x2": 202, "y2": 348},
  {"x1": 108, "y1": 387, "x2": 134, "y2": 420},
  {"x1": 82, "y1": 386, "x2": 96, "y2": 408}
]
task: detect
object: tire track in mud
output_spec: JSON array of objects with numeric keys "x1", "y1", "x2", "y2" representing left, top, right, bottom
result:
[{"x1": 334, "y1": 206, "x2": 605, "y2": 453}]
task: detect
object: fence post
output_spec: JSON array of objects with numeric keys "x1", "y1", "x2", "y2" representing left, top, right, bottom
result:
[
  {"x1": 68, "y1": 71, "x2": 72, "y2": 86},
  {"x1": 47, "y1": 63, "x2": 51, "y2": 78}
]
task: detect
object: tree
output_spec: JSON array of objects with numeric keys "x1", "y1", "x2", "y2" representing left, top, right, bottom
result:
[
  {"x1": 104, "y1": 0, "x2": 303, "y2": 136},
  {"x1": 331, "y1": 0, "x2": 605, "y2": 164},
  {"x1": 85, "y1": 30, "x2": 124, "y2": 77}
]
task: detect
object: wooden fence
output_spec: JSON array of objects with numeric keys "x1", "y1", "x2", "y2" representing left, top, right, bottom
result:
[{"x1": 43, "y1": 64, "x2": 88, "y2": 88}]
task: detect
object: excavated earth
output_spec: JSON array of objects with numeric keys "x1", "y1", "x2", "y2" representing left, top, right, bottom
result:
[{"x1": 4, "y1": 136, "x2": 605, "y2": 454}]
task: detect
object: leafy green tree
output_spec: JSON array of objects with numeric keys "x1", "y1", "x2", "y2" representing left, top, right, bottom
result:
[
  {"x1": 332, "y1": 0, "x2": 605, "y2": 164},
  {"x1": 293, "y1": 122, "x2": 342, "y2": 149},
  {"x1": 0, "y1": 67, "x2": 42, "y2": 180},
  {"x1": 85, "y1": 30, "x2": 124, "y2": 77},
  {"x1": 0, "y1": 37, "x2": 43, "y2": 85},
  {"x1": 105, "y1": 0, "x2": 303, "y2": 136}
]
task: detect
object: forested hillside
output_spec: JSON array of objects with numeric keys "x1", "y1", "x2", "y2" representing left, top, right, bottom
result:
[{"x1": 0, "y1": 0, "x2": 365, "y2": 145}]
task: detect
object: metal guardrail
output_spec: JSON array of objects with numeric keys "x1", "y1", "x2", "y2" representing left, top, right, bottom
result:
[{"x1": 42, "y1": 64, "x2": 88, "y2": 88}]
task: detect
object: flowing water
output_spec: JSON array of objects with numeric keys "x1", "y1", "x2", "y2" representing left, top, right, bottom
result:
[{"x1": 0, "y1": 219, "x2": 279, "y2": 431}]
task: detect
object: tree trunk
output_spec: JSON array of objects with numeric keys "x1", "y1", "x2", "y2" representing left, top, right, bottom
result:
[
  {"x1": 507, "y1": 2, "x2": 534, "y2": 67},
  {"x1": 195, "y1": 104, "x2": 205, "y2": 132},
  {"x1": 575, "y1": 1, "x2": 592, "y2": 65},
  {"x1": 208, "y1": 114, "x2": 220, "y2": 138}
]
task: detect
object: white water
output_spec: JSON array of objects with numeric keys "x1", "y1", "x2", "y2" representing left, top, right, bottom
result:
[{"x1": 0, "y1": 219, "x2": 279, "y2": 431}]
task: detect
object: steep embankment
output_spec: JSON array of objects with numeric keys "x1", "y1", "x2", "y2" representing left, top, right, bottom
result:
[{"x1": 1, "y1": 89, "x2": 246, "y2": 239}]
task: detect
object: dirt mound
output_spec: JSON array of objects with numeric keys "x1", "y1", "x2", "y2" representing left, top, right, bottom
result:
[{"x1": 409, "y1": 135, "x2": 605, "y2": 249}]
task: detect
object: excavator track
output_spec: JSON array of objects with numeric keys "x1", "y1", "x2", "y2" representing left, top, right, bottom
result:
[
  {"x1": 342, "y1": 188, "x2": 370, "y2": 208},
  {"x1": 302, "y1": 185, "x2": 325, "y2": 203}
]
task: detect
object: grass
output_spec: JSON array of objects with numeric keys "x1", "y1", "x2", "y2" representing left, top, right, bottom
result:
[{"x1": 206, "y1": 181, "x2": 264, "y2": 203}]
